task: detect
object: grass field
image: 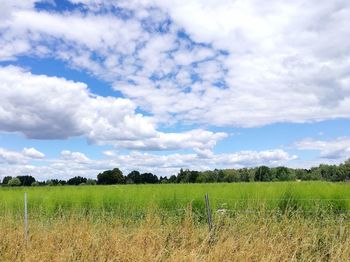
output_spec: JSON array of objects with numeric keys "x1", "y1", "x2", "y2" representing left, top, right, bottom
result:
[
  {"x1": 1, "y1": 182, "x2": 350, "y2": 261},
  {"x1": 1, "y1": 181, "x2": 350, "y2": 219}
]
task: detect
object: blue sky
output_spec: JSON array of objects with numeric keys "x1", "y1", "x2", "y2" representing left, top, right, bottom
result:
[{"x1": 0, "y1": 0, "x2": 349, "y2": 180}]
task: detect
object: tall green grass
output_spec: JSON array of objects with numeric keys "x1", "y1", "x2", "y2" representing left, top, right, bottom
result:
[{"x1": 1, "y1": 182, "x2": 350, "y2": 220}]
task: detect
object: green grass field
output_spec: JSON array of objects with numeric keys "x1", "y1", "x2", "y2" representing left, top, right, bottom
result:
[
  {"x1": 1, "y1": 181, "x2": 350, "y2": 220},
  {"x1": 2, "y1": 182, "x2": 350, "y2": 261}
]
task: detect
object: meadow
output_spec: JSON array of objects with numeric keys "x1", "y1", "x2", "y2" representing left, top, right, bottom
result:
[
  {"x1": 1, "y1": 182, "x2": 350, "y2": 261},
  {"x1": 1, "y1": 181, "x2": 350, "y2": 219}
]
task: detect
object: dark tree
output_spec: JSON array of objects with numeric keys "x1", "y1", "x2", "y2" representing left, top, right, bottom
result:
[
  {"x1": 275, "y1": 167, "x2": 293, "y2": 181},
  {"x1": 187, "y1": 171, "x2": 199, "y2": 183},
  {"x1": 97, "y1": 168, "x2": 124, "y2": 184},
  {"x1": 255, "y1": 166, "x2": 272, "y2": 181},
  {"x1": 176, "y1": 169, "x2": 199, "y2": 183},
  {"x1": 319, "y1": 164, "x2": 339, "y2": 181},
  {"x1": 295, "y1": 169, "x2": 308, "y2": 180},
  {"x1": 338, "y1": 160, "x2": 350, "y2": 181},
  {"x1": 168, "y1": 175, "x2": 177, "y2": 183},
  {"x1": 58, "y1": 180, "x2": 67, "y2": 185},
  {"x1": 159, "y1": 176, "x2": 168, "y2": 183},
  {"x1": 140, "y1": 173, "x2": 159, "y2": 183},
  {"x1": 206, "y1": 170, "x2": 220, "y2": 183},
  {"x1": 239, "y1": 169, "x2": 253, "y2": 182},
  {"x1": 67, "y1": 176, "x2": 87, "y2": 185},
  {"x1": 17, "y1": 176, "x2": 36, "y2": 186},
  {"x1": 177, "y1": 168, "x2": 186, "y2": 183},
  {"x1": 86, "y1": 179, "x2": 97, "y2": 185},
  {"x1": 46, "y1": 179, "x2": 61, "y2": 186},
  {"x1": 127, "y1": 170, "x2": 141, "y2": 184},
  {"x1": 2, "y1": 176, "x2": 12, "y2": 185}
]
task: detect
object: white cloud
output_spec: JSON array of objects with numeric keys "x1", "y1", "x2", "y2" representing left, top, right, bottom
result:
[
  {"x1": 0, "y1": 0, "x2": 36, "y2": 21},
  {"x1": 295, "y1": 137, "x2": 350, "y2": 160},
  {"x1": 50, "y1": 0, "x2": 350, "y2": 128},
  {"x1": 113, "y1": 129, "x2": 227, "y2": 151},
  {"x1": 0, "y1": 147, "x2": 44, "y2": 164},
  {"x1": 8, "y1": 10, "x2": 143, "y2": 52},
  {"x1": 0, "y1": 65, "x2": 225, "y2": 151},
  {"x1": 60, "y1": 150, "x2": 90, "y2": 164},
  {"x1": 0, "y1": 148, "x2": 25, "y2": 164},
  {"x1": 23, "y1": 147, "x2": 45, "y2": 159}
]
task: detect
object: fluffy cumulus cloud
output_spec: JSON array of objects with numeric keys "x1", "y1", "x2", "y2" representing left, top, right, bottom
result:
[
  {"x1": 0, "y1": 147, "x2": 44, "y2": 165},
  {"x1": 295, "y1": 137, "x2": 350, "y2": 160},
  {"x1": 22, "y1": 147, "x2": 45, "y2": 159},
  {"x1": 4, "y1": 0, "x2": 345, "y2": 127},
  {"x1": 0, "y1": 65, "x2": 225, "y2": 152},
  {"x1": 113, "y1": 130, "x2": 227, "y2": 151}
]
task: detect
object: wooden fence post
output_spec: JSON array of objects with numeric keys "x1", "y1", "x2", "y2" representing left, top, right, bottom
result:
[
  {"x1": 205, "y1": 193, "x2": 213, "y2": 231},
  {"x1": 24, "y1": 192, "x2": 28, "y2": 243}
]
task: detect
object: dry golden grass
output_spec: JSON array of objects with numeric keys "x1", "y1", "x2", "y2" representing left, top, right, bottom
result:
[{"x1": 1, "y1": 211, "x2": 350, "y2": 262}]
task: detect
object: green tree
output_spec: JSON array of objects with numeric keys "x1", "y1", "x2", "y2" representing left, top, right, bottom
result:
[
  {"x1": 97, "y1": 168, "x2": 124, "y2": 184},
  {"x1": 140, "y1": 173, "x2": 159, "y2": 183},
  {"x1": 8, "y1": 177, "x2": 21, "y2": 186},
  {"x1": 86, "y1": 179, "x2": 97, "y2": 185},
  {"x1": 159, "y1": 176, "x2": 168, "y2": 183},
  {"x1": 207, "y1": 170, "x2": 220, "y2": 182},
  {"x1": 67, "y1": 176, "x2": 87, "y2": 185},
  {"x1": 318, "y1": 164, "x2": 339, "y2": 181},
  {"x1": 223, "y1": 169, "x2": 240, "y2": 182},
  {"x1": 295, "y1": 169, "x2": 308, "y2": 180},
  {"x1": 195, "y1": 172, "x2": 207, "y2": 183},
  {"x1": 2, "y1": 176, "x2": 12, "y2": 185},
  {"x1": 239, "y1": 168, "x2": 254, "y2": 182},
  {"x1": 177, "y1": 169, "x2": 186, "y2": 183},
  {"x1": 308, "y1": 167, "x2": 322, "y2": 180},
  {"x1": 275, "y1": 167, "x2": 294, "y2": 181},
  {"x1": 338, "y1": 159, "x2": 350, "y2": 180},
  {"x1": 178, "y1": 169, "x2": 199, "y2": 183},
  {"x1": 254, "y1": 166, "x2": 271, "y2": 181},
  {"x1": 17, "y1": 175, "x2": 36, "y2": 186},
  {"x1": 168, "y1": 175, "x2": 177, "y2": 183},
  {"x1": 127, "y1": 170, "x2": 141, "y2": 184}
]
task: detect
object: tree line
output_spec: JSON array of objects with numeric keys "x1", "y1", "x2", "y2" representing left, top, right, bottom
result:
[{"x1": 1, "y1": 159, "x2": 350, "y2": 186}]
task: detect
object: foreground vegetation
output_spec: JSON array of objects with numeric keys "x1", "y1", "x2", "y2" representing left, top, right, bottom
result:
[
  {"x1": 1, "y1": 211, "x2": 350, "y2": 261},
  {"x1": 1, "y1": 182, "x2": 350, "y2": 261}
]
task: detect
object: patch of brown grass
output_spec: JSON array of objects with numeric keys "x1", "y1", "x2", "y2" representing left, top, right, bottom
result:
[{"x1": 1, "y1": 212, "x2": 350, "y2": 261}]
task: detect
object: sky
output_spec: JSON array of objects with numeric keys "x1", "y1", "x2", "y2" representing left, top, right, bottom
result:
[{"x1": 0, "y1": 0, "x2": 349, "y2": 181}]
